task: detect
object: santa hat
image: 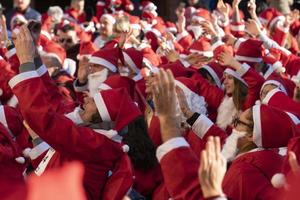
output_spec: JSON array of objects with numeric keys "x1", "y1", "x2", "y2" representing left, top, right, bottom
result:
[
  {"x1": 100, "y1": 14, "x2": 116, "y2": 24},
  {"x1": 89, "y1": 48, "x2": 121, "y2": 72},
  {"x1": 259, "y1": 8, "x2": 285, "y2": 29},
  {"x1": 189, "y1": 38, "x2": 213, "y2": 57},
  {"x1": 129, "y1": 15, "x2": 141, "y2": 30},
  {"x1": 39, "y1": 41, "x2": 66, "y2": 65},
  {"x1": 175, "y1": 77, "x2": 208, "y2": 115},
  {"x1": 140, "y1": 46, "x2": 161, "y2": 68},
  {"x1": 98, "y1": 75, "x2": 136, "y2": 99},
  {"x1": 262, "y1": 48, "x2": 286, "y2": 74},
  {"x1": 200, "y1": 62, "x2": 224, "y2": 88},
  {"x1": 141, "y1": 11, "x2": 157, "y2": 25},
  {"x1": 165, "y1": 21, "x2": 177, "y2": 34},
  {"x1": 234, "y1": 39, "x2": 263, "y2": 64},
  {"x1": 10, "y1": 13, "x2": 27, "y2": 30},
  {"x1": 224, "y1": 67, "x2": 248, "y2": 86},
  {"x1": 139, "y1": 1, "x2": 157, "y2": 12},
  {"x1": 261, "y1": 74, "x2": 295, "y2": 98},
  {"x1": 252, "y1": 104, "x2": 296, "y2": 148},
  {"x1": 47, "y1": 6, "x2": 64, "y2": 24},
  {"x1": 40, "y1": 16, "x2": 53, "y2": 41},
  {"x1": 0, "y1": 105, "x2": 23, "y2": 139},
  {"x1": 122, "y1": 48, "x2": 143, "y2": 74},
  {"x1": 192, "y1": 8, "x2": 211, "y2": 23},
  {"x1": 185, "y1": 6, "x2": 197, "y2": 22},
  {"x1": 77, "y1": 41, "x2": 97, "y2": 60},
  {"x1": 93, "y1": 88, "x2": 142, "y2": 131},
  {"x1": 159, "y1": 61, "x2": 196, "y2": 78}
]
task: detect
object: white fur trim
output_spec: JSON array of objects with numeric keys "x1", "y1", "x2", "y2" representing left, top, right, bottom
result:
[
  {"x1": 272, "y1": 61, "x2": 285, "y2": 73},
  {"x1": 28, "y1": 142, "x2": 51, "y2": 160},
  {"x1": 15, "y1": 157, "x2": 25, "y2": 164},
  {"x1": 236, "y1": 63, "x2": 250, "y2": 77},
  {"x1": 89, "y1": 57, "x2": 117, "y2": 72},
  {"x1": 35, "y1": 148, "x2": 56, "y2": 176},
  {"x1": 9, "y1": 71, "x2": 39, "y2": 89},
  {"x1": 211, "y1": 40, "x2": 224, "y2": 51},
  {"x1": 131, "y1": 24, "x2": 141, "y2": 30},
  {"x1": 93, "y1": 92, "x2": 111, "y2": 121},
  {"x1": 224, "y1": 68, "x2": 248, "y2": 86},
  {"x1": 0, "y1": 106, "x2": 14, "y2": 138},
  {"x1": 253, "y1": 105, "x2": 262, "y2": 147},
  {"x1": 189, "y1": 50, "x2": 214, "y2": 57},
  {"x1": 202, "y1": 65, "x2": 221, "y2": 88},
  {"x1": 271, "y1": 173, "x2": 286, "y2": 188},
  {"x1": 234, "y1": 38, "x2": 246, "y2": 51},
  {"x1": 143, "y1": 3, "x2": 157, "y2": 12},
  {"x1": 77, "y1": 54, "x2": 92, "y2": 60},
  {"x1": 263, "y1": 65, "x2": 274, "y2": 79},
  {"x1": 5, "y1": 48, "x2": 16, "y2": 59},
  {"x1": 262, "y1": 88, "x2": 281, "y2": 105},
  {"x1": 98, "y1": 83, "x2": 112, "y2": 91},
  {"x1": 176, "y1": 31, "x2": 189, "y2": 42},
  {"x1": 132, "y1": 73, "x2": 143, "y2": 82},
  {"x1": 151, "y1": 28, "x2": 162, "y2": 37},
  {"x1": 122, "y1": 52, "x2": 140, "y2": 73},
  {"x1": 278, "y1": 147, "x2": 287, "y2": 156},
  {"x1": 191, "y1": 115, "x2": 213, "y2": 139},
  {"x1": 259, "y1": 17, "x2": 268, "y2": 26},
  {"x1": 41, "y1": 30, "x2": 52, "y2": 40},
  {"x1": 97, "y1": 1, "x2": 105, "y2": 6},
  {"x1": 64, "y1": 107, "x2": 84, "y2": 125},
  {"x1": 261, "y1": 80, "x2": 287, "y2": 96},
  {"x1": 230, "y1": 24, "x2": 245, "y2": 31},
  {"x1": 167, "y1": 27, "x2": 177, "y2": 33},
  {"x1": 179, "y1": 58, "x2": 190, "y2": 68},
  {"x1": 36, "y1": 65, "x2": 48, "y2": 76},
  {"x1": 156, "y1": 137, "x2": 189, "y2": 162},
  {"x1": 269, "y1": 15, "x2": 285, "y2": 29},
  {"x1": 286, "y1": 112, "x2": 300, "y2": 125},
  {"x1": 94, "y1": 129, "x2": 122, "y2": 143},
  {"x1": 6, "y1": 95, "x2": 19, "y2": 108},
  {"x1": 234, "y1": 55, "x2": 263, "y2": 63},
  {"x1": 73, "y1": 79, "x2": 88, "y2": 92}
]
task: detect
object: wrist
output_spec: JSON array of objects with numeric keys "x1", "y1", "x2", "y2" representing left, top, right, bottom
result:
[{"x1": 202, "y1": 188, "x2": 224, "y2": 199}]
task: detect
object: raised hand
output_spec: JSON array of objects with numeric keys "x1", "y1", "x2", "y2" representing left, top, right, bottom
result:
[
  {"x1": 217, "y1": 0, "x2": 230, "y2": 18},
  {"x1": 223, "y1": 34, "x2": 237, "y2": 46},
  {"x1": 0, "y1": 15, "x2": 8, "y2": 47},
  {"x1": 176, "y1": 86, "x2": 193, "y2": 118},
  {"x1": 11, "y1": 25, "x2": 36, "y2": 64},
  {"x1": 289, "y1": 151, "x2": 300, "y2": 172},
  {"x1": 217, "y1": 50, "x2": 235, "y2": 66},
  {"x1": 77, "y1": 57, "x2": 90, "y2": 84},
  {"x1": 151, "y1": 69, "x2": 181, "y2": 142},
  {"x1": 198, "y1": 136, "x2": 226, "y2": 198},
  {"x1": 200, "y1": 21, "x2": 217, "y2": 37}
]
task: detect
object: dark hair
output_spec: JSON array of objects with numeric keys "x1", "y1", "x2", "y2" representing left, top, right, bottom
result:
[
  {"x1": 60, "y1": 24, "x2": 75, "y2": 33},
  {"x1": 122, "y1": 116, "x2": 157, "y2": 171},
  {"x1": 198, "y1": 68, "x2": 215, "y2": 85},
  {"x1": 232, "y1": 77, "x2": 248, "y2": 111}
]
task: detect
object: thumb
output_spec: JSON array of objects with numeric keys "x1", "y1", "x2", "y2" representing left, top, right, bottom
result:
[{"x1": 289, "y1": 151, "x2": 300, "y2": 172}]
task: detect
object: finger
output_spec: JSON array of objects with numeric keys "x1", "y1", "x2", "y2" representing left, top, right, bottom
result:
[
  {"x1": 201, "y1": 150, "x2": 208, "y2": 171},
  {"x1": 166, "y1": 69, "x2": 175, "y2": 91},
  {"x1": 206, "y1": 136, "x2": 214, "y2": 164},
  {"x1": 289, "y1": 151, "x2": 300, "y2": 172}
]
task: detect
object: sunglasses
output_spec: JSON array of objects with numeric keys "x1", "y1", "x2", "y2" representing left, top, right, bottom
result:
[
  {"x1": 232, "y1": 117, "x2": 253, "y2": 129},
  {"x1": 59, "y1": 38, "x2": 73, "y2": 43}
]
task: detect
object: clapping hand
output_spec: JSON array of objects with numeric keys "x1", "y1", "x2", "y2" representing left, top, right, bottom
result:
[{"x1": 199, "y1": 136, "x2": 226, "y2": 198}]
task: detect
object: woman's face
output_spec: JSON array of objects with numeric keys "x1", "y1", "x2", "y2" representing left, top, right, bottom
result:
[
  {"x1": 80, "y1": 97, "x2": 98, "y2": 123},
  {"x1": 223, "y1": 74, "x2": 235, "y2": 95}
]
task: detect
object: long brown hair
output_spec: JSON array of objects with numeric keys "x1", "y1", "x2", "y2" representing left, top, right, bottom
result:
[{"x1": 232, "y1": 77, "x2": 248, "y2": 111}]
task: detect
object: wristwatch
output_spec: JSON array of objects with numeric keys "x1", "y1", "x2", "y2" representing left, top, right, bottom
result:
[{"x1": 4, "y1": 39, "x2": 14, "y2": 49}]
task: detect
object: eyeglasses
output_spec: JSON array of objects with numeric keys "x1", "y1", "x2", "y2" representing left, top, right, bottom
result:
[
  {"x1": 232, "y1": 117, "x2": 253, "y2": 129},
  {"x1": 59, "y1": 38, "x2": 73, "y2": 44}
]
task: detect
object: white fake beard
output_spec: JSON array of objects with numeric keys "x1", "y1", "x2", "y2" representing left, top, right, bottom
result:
[
  {"x1": 187, "y1": 25, "x2": 203, "y2": 40},
  {"x1": 221, "y1": 129, "x2": 247, "y2": 162},
  {"x1": 88, "y1": 68, "x2": 109, "y2": 97},
  {"x1": 216, "y1": 96, "x2": 239, "y2": 130}
]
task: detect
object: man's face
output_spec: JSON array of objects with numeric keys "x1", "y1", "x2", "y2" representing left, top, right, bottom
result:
[
  {"x1": 71, "y1": 0, "x2": 85, "y2": 13},
  {"x1": 100, "y1": 18, "x2": 114, "y2": 37},
  {"x1": 14, "y1": 0, "x2": 31, "y2": 11},
  {"x1": 57, "y1": 30, "x2": 78, "y2": 51}
]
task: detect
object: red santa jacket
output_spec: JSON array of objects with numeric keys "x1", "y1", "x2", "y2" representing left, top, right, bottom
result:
[
  {"x1": 0, "y1": 57, "x2": 16, "y2": 105},
  {"x1": 9, "y1": 66, "x2": 128, "y2": 200},
  {"x1": 223, "y1": 149, "x2": 284, "y2": 200}
]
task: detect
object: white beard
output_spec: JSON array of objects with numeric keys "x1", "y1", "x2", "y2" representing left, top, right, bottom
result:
[
  {"x1": 221, "y1": 129, "x2": 247, "y2": 162},
  {"x1": 88, "y1": 68, "x2": 109, "y2": 97},
  {"x1": 187, "y1": 25, "x2": 203, "y2": 40},
  {"x1": 216, "y1": 96, "x2": 239, "y2": 130}
]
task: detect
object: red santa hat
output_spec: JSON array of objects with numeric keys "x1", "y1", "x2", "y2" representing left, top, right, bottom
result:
[
  {"x1": 262, "y1": 48, "x2": 286, "y2": 75},
  {"x1": 185, "y1": 6, "x2": 197, "y2": 22},
  {"x1": 0, "y1": 105, "x2": 23, "y2": 139},
  {"x1": 89, "y1": 48, "x2": 121, "y2": 72},
  {"x1": 189, "y1": 38, "x2": 213, "y2": 57},
  {"x1": 165, "y1": 21, "x2": 177, "y2": 34},
  {"x1": 39, "y1": 41, "x2": 66, "y2": 65},
  {"x1": 192, "y1": 8, "x2": 211, "y2": 23},
  {"x1": 141, "y1": 11, "x2": 157, "y2": 25},
  {"x1": 159, "y1": 61, "x2": 196, "y2": 78},
  {"x1": 259, "y1": 8, "x2": 285, "y2": 29},
  {"x1": 122, "y1": 48, "x2": 143, "y2": 73},
  {"x1": 139, "y1": 1, "x2": 157, "y2": 12},
  {"x1": 252, "y1": 104, "x2": 296, "y2": 148},
  {"x1": 200, "y1": 62, "x2": 224, "y2": 88},
  {"x1": 261, "y1": 74, "x2": 295, "y2": 98},
  {"x1": 140, "y1": 46, "x2": 161, "y2": 68},
  {"x1": 234, "y1": 39, "x2": 263, "y2": 64},
  {"x1": 224, "y1": 67, "x2": 248, "y2": 86},
  {"x1": 93, "y1": 88, "x2": 142, "y2": 131},
  {"x1": 129, "y1": 15, "x2": 141, "y2": 30},
  {"x1": 98, "y1": 75, "x2": 136, "y2": 99},
  {"x1": 77, "y1": 41, "x2": 97, "y2": 60}
]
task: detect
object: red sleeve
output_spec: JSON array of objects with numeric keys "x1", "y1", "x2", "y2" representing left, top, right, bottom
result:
[
  {"x1": 0, "y1": 60, "x2": 15, "y2": 104},
  {"x1": 192, "y1": 73, "x2": 224, "y2": 111},
  {"x1": 10, "y1": 71, "x2": 123, "y2": 162},
  {"x1": 4, "y1": 48, "x2": 20, "y2": 74},
  {"x1": 272, "y1": 24, "x2": 289, "y2": 46},
  {"x1": 157, "y1": 138, "x2": 203, "y2": 200},
  {"x1": 176, "y1": 31, "x2": 193, "y2": 50},
  {"x1": 240, "y1": 64, "x2": 265, "y2": 109}
]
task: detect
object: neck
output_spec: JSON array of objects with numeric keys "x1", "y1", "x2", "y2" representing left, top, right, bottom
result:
[{"x1": 238, "y1": 141, "x2": 257, "y2": 155}]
